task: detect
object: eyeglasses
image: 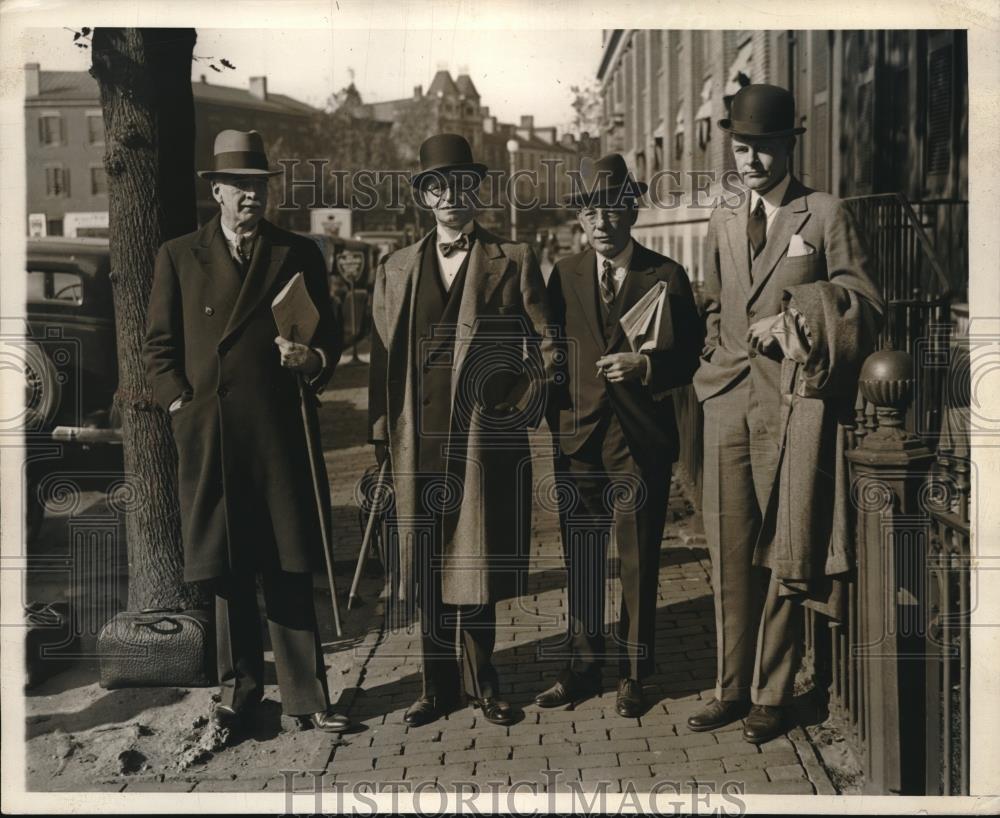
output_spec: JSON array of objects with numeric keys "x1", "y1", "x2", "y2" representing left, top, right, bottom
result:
[{"x1": 579, "y1": 207, "x2": 630, "y2": 224}]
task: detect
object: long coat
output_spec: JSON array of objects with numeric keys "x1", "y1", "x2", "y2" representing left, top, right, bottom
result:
[
  {"x1": 368, "y1": 223, "x2": 556, "y2": 606},
  {"x1": 144, "y1": 214, "x2": 343, "y2": 582}
]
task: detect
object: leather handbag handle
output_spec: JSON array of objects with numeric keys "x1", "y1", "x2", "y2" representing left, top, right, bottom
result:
[{"x1": 137, "y1": 617, "x2": 183, "y2": 635}]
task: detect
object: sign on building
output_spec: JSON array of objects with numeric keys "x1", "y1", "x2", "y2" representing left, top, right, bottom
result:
[
  {"x1": 64, "y1": 211, "x2": 109, "y2": 238},
  {"x1": 28, "y1": 214, "x2": 47, "y2": 237},
  {"x1": 310, "y1": 208, "x2": 352, "y2": 239}
]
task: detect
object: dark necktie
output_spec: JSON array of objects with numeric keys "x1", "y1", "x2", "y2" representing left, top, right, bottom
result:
[
  {"x1": 599, "y1": 259, "x2": 616, "y2": 311},
  {"x1": 439, "y1": 233, "x2": 470, "y2": 257},
  {"x1": 748, "y1": 198, "x2": 767, "y2": 259},
  {"x1": 235, "y1": 233, "x2": 253, "y2": 274}
]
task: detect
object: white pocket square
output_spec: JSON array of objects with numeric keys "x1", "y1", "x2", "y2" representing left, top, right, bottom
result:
[{"x1": 787, "y1": 234, "x2": 816, "y2": 257}]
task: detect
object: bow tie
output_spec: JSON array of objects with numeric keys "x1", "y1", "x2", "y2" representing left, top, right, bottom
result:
[{"x1": 439, "y1": 233, "x2": 471, "y2": 257}]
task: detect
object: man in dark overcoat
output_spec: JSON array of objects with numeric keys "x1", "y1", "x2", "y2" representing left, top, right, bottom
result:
[
  {"x1": 144, "y1": 129, "x2": 350, "y2": 735},
  {"x1": 535, "y1": 154, "x2": 703, "y2": 717},
  {"x1": 368, "y1": 133, "x2": 556, "y2": 727},
  {"x1": 688, "y1": 85, "x2": 882, "y2": 743}
]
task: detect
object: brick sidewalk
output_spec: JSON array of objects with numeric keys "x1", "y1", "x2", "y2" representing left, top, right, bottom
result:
[{"x1": 323, "y1": 426, "x2": 836, "y2": 796}]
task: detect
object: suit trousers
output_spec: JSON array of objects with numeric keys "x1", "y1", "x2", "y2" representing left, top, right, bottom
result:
[
  {"x1": 214, "y1": 568, "x2": 330, "y2": 716},
  {"x1": 415, "y1": 476, "x2": 499, "y2": 704},
  {"x1": 558, "y1": 414, "x2": 671, "y2": 681},
  {"x1": 702, "y1": 377, "x2": 802, "y2": 706}
]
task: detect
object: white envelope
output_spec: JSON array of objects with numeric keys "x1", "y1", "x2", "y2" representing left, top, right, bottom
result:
[{"x1": 787, "y1": 233, "x2": 816, "y2": 257}]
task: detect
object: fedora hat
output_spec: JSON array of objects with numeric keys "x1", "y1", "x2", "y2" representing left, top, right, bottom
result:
[
  {"x1": 412, "y1": 133, "x2": 487, "y2": 188},
  {"x1": 564, "y1": 153, "x2": 648, "y2": 208},
  {"x1": 197, "y1": 129, "x2": 281, "y2": 178},
  {"x1": 719, "y1": 84, "x2": 806, "y2": 139}
]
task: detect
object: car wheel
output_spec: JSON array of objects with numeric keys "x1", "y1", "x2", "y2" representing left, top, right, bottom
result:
[{"x1": 20, "y1": 339, "x2": 61, "y2": 432}]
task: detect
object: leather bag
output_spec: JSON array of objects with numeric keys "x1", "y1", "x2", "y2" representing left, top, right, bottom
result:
[{"x1": 97, "y1": 608, "x2": 216, "y2": 689}]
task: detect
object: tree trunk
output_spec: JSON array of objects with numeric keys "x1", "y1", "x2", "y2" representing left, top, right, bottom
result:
[{"x1": 91, "y1": 28, "x2": 205, "y2": 611}]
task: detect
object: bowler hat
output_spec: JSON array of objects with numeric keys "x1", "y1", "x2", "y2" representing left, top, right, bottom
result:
[
  {"x1": 718, "y1": 84, "x2": 806, "y2": 139},
  {"x1": 412, "y1": 133, "x2": 487, "y2": 188},
  {"x1": 564, "y1": 153, "x2": 648, "y2": 208},
  {"x1": 197, "y1": 129, "x2": 281, "y2": 178}
]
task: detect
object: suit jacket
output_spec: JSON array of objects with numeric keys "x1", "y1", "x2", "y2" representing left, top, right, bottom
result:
[
  {"x1": 367, "y1": 222, "x2": 556, "y2": 605},
  {"x1": 692, "y1": 177, "x2": 883, "y2": 442},
  {"x1": 143, "y1": 214, "x2": 343, "y2": 582},
  {"x1": 547, "y1": 243, "x2": 703, "y2": 471}
]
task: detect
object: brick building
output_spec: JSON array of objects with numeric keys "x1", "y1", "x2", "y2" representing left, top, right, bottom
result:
[
  {"x1": 595, "y1": 30, "x2": 968, "y2": 293},
  {"x1": 24, "y1": 63, "x2": 317, "y2": 236}
]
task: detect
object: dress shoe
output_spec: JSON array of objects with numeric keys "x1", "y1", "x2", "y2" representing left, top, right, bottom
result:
[
  {"x1": 471, "y1": 696, "x2": 515, "y2": 726},
  {"x1": 686, "y1": 698, "x2": 750, "y2": 732},
  {"x1": 296, "y1": 708, "x2": 352, "y2": 733},
  {"x1": 404, "y1": 696, "x2": 444, "y2": 727},
  {"x1": 535, "y1": 670, "x2": 601, "y2": 709},
  {"x1": 742, "y1": 704, "x2": 789, "y2": 744},
  {"x1": 615, "y1": 678, "x2": 644, "y2": 718}
]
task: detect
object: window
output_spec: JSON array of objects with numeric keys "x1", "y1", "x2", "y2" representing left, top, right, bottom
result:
[
  {"x1": 926, "y1": 44, "x2": 954, "y2": 176},
  {"x1": 39, "y1": 113, "x2": 63, "y2": 146},
  {"x1": 45, "y1": 166, "x2": 70, "y2": 197},
  {"x1": 90, "y1": 165, "x2": 107, "y2": 195},
  {"x1": 27, "y1": 269, "x2": 84, "y2": 306},
  {"x1": 87, "y1": 112, "x2": 104, "y2": 145}
]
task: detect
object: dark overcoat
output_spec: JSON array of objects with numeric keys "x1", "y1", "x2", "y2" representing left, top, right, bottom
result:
[
  {"x1": 367, "y1": 223, "x2": 556, "y2": 606},
  {"x1": 144, "y1": 214, "x2": 343, "y2": 582}
]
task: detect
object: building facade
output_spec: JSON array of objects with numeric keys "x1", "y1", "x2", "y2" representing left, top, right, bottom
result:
[
  {"x1": 25, "y1": 64, "x2": 317, "y2": 236},
  {"x1": 595, "y1": 30, "x2": 968, "y2": 295}
]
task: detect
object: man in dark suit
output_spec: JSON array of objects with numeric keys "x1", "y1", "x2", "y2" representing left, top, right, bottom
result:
[
  {"x1": 144, "y1": 129, "x2": 351, "y2": 736},
  {"x1": 688, "y1": 85, "x2": 882, "y2": 743},
  {"x1": 368, "y1": 134, "x2": 556, "y2": 727},
  {"x1": 536, "y1": 154, "x2": 703, "y2": 717}
]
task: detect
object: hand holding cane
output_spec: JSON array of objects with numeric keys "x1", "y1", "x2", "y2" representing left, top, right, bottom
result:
[{"x1": 349, "y1": 458, "x2": 388, "y2": 609}]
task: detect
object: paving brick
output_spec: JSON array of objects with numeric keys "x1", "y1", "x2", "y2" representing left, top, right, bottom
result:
[
  {"x1": 722, "y1": 750, "x2": 797, "y2": 772},
  {"x1": 192, "y1": 778, "x2": 267, "y2": 792},
  {"x1": 536, "y1": 708, "x2": 593, "y2": 724},
  {"x1": 766, "y1": 763, "x2": 808, "y2": 782},
  {"x1": 580, "y1": 738, "x2": 646, "y2": 755},
  {"x1": 608, "y1": 722, "x2": 676, "y2": 741},
  {"x1": 579, "y1": 764, "x2": 653, "y2": 782},
  {"x1": 646, "y1": 731, "x2": 713, "y2": 750},
  {"x1": 334, "y1": 741, "x2": 398, "y2": 760},
  {"x1": 445, "y1": 746, "x2": 510, "y2": 764},
  {"x1": 476, "y1": 730, "x2": 537, "y2": 749},
  {"x1": 331, "y1": 767, "x2": 406, "y2": 787},
  {"x1": 719, "y1": 768, "x2": 769, "y2": 786},
  {"x1": 618, "y1": 749, "x2": 686, "y2": 767},
  {"x1": 567, "y1": 728, "x2": 610, "y2": 744},
  {"x1": 742, "y1": 779, "x2": 815, "y2": 794},
  {"x1": 403, "y1": 736, "x2": 474, "y2": 755},
  {"x1": 651, "y1": 759, "x2": 724, "y2": 779},
  {"x1": 513, "y1": 742, "x2": 573, "y2": 759},
  {"x1": 574, "y1": 752, "x2": 621, "y2": 769},
  {"x1": 685, "y1": 741, "x2": 761, "y2": 761},
  {"x1": 396, "y1": 750, "x2": 445, "y2": 768},
  {"x1": 476, "y1": 758, "x2": 549, "y2": 776},
  {"x1": 327, "y1": 756, "x2": 377, "y2": 773}
]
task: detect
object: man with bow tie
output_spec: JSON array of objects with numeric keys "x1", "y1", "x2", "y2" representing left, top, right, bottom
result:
[
  {"x1": 367, "y1": 133, "x2": 556, "y2": 727},
  {"x1": 144, "y1": 129, "x2": 351, "y2": 738},
  {"x1": 536, "y1": 153, "x2": 702, "y2": 718},
  {"x1": 689, "y1": 85, "x2": 882, "y2": 743}
]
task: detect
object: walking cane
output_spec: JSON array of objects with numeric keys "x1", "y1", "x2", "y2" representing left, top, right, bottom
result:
[
  {"x1": 296, "y1": 371, "x2": 344, "y2": 638},
  {"x1": 348, "y1": 459, "x2": 388, "y2": 609}
]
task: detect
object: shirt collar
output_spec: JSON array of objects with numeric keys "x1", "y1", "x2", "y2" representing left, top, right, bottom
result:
[
  {"x1": 220, "y1": 218, "x2": 258, "y2": 245},
  {"x1": 596, "y1": 238, "x2": 635, "y2": 273},
  {"x1": 750, "y1": 172, "x2": 792, "y2": 218},
  {"x1": 436, "y1": 219, "x2": 475, "y2": 245}
]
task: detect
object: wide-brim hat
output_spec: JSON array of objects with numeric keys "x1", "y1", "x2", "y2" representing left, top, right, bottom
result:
[
  {"x1": 411, "y1": 133, "x2": 487, "y2": 188},
  {"x1": 718, "y1": 83, "x2": 806, "y2": 138},
  {"x1": 198, "y1": 129, "x2": 282, "y2": 179},
  {"x1": 563, "y1": 153, "x2": 648, "y2": 208}
]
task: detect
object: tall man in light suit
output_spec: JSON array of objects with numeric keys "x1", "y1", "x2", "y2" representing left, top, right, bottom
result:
[
  {"x1": 144, "y1": 130, "x2": 350, "y2": 736},
  {"x1": 368, "y1": 134, "x2": 556, "y2": 727},
  {"x1": 536, "y1": 154, "x2": 702, "y2": 717},
  {"x1": 688, "y1": 85, "x2": 882, "y2": 743}
]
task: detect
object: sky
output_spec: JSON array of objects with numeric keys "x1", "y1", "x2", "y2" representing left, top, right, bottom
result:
[{"x1": 23, "y1": 27, "x2": 604, "y2": 134}]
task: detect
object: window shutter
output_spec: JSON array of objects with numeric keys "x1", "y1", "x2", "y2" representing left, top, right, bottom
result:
[{"x1": 926, "y1": 44, "x2": 953, "y2": 176}]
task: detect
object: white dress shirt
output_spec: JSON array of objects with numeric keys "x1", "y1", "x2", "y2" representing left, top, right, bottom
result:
[
  {"x1": 220, "y1": 219, "x2": 258, "y2": 264},
  {"x1": 435, "y1": 220, "x2": 475, "y2": 291},
  {"x1": 749, "y1": 172, "x2": 791, "y2": 236},
  {"x1": 595, "y1": 239, "x2": 653, "y2": 385}
]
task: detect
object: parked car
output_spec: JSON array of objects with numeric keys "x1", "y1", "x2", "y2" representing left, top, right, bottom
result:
[
  {"x1": 23, "y1": 237, "x2": 123, "y2": 541},
  {"x1": 299, "y1": 233, "x2": 378, "y2": 350}
]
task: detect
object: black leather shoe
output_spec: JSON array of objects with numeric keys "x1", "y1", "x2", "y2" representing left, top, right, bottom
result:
[
  {"x1": 471, "y1": 696, "x2": 515, "y2": 726},
  {"x1": 535, "y1": 670, "x2": 601, "y2": 709},
  {"x1": 404, "y1": 696, "x2": 443, "y2": 727},
  {"x1": 742, "y1": 704, "x2": 789, "y2": 744},
  {"x1": 615, "y1": 678, "x2": 644, "y2": 718},
  {"x1": 297, "y1": 708, "x2": 352, "y2": 733},
  {"x1": 686, "y1": 698, "x2": 750, "y2": 732}
]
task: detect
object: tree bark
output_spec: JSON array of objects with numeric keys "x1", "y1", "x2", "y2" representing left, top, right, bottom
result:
[{"x1": 91, "y1": 28, "x2": 205, "y2": 610}]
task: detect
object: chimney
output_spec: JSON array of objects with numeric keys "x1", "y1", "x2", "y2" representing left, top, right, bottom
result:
[
  {"x1": 481, "y1": 105, "x2": 490, "y2": 117},
  {"x1": 200, "y1": 74, "x2": 208, "y2": 84},
  {"x1": 25, "y1": 63, "x2": 40, "y2": 97},
  {"x1": 561, "y1": 132, "x2": 576, "y2": 149},
  {"x1": 413, "y1": 84, "x2": 423, "y2": 98},
  {"x1": 520, "y1": 115, "x2": 534, "y2": 130},
  {"x1": 249, "y1": 76, "x2": 268, "y2": 101}
]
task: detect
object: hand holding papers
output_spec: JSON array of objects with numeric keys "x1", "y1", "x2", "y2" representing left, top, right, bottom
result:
[{"x1": 272, "y1": 272, "x2": 319, "y2": 345}]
